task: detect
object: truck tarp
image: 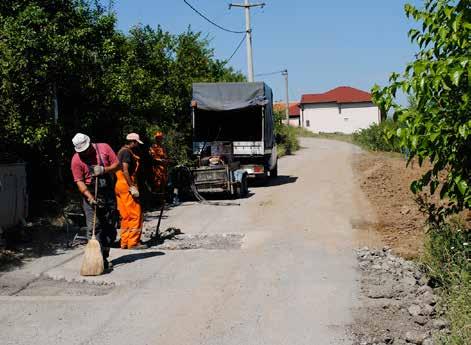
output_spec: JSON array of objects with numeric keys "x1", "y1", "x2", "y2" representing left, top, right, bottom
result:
[{"x1": 192, "y1": 82, "x2": 275, "y2": 149}]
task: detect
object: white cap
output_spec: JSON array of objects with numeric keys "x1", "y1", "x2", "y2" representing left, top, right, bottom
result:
[
  {"x1": 72, "y1": 133, "x2": 91, "y2": 152},
  {"x1": 126, "y1": 133, "x2": 144, "y2": 144}
]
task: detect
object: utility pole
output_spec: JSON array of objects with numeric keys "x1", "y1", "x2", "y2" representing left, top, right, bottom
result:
[
  {"x1": 282, "y1": 69, "x2": 289, "y2": 125},
  {"x1": 229, "y1": 1, "x2": 265, "y2": 82}
]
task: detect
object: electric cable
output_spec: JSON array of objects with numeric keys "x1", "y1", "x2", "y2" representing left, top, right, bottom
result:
[
  {"x1": 225, "y1": 35, "x2": 246, "y2": 63},
  {"x1": 183, "y1": 0, "x2": 246, "y2": 34}
]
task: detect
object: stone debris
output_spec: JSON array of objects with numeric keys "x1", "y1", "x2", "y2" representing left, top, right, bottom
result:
[{"x1": 352, "y1": 247, "x2": 448, "y2": 345}]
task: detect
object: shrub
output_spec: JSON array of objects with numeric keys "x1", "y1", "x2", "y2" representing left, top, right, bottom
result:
[
  {"x1": 422, "y1": 219, "x2": 471, "y2": 345},
  {"x1": 273, "y1": 110, "x2": 300, "y2": 156},
  {"x1": 352, "y1": 120, "x2": 400, "y2": 152},
  {"x1": 276, "y1": 125, "x2": 300, "y2": 156}
]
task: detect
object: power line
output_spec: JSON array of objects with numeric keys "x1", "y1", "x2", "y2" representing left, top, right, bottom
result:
[
  {"x1": 225, "y1": 35, "x2": 246, "y2": 63},
  {"x1": 183, "y1": 0, "x2": 246, "y2": 34}
]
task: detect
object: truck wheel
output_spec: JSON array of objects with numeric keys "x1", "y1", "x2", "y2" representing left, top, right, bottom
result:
[
  {"x1": 241, "y1": 174, "x2": 249, "y2": 197},
  {"x1": 235, "y1": 174, "x2": 248, "y2": 199},
  {"x1": 270, "y1": 162, "x2": 278, "y2": 178}
]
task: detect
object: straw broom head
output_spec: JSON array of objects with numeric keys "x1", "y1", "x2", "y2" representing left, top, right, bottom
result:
[
  {"x1": 80, "y1": 234, "x2": 104, "y2": 276},
  {"x1": 80, "y1": 177, "x2": 104, "y2": 276}
]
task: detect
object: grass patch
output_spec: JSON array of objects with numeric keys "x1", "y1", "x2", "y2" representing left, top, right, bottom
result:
[
  {"x1": 292, "y1": 127, "x2": 354, "y2": 143},
  {"x1": 422, "y1": 217, "x2": 471, "y2": 344}
]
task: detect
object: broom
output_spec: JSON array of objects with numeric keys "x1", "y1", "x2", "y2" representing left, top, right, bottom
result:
[{"x1": 80, "y1": 177, "x2": 104, "y2": 276}]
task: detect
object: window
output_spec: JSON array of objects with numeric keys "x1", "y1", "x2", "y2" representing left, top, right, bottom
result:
[{"x1": 306, "y1": 120, "x2": 310, "y2": 127}]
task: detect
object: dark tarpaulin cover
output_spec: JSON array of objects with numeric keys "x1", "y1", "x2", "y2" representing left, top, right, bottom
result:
[{"x1": 192, "y1": 82, "x2": 274, "y2": 149}]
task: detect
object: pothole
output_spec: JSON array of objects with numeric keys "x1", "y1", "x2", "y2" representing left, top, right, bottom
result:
[
  {"x1": 154, "y1": 233, "x2": 245, "y2": 250},
  {"x1": 1, "y1": 275, "x2": 114, "y2": 297}
]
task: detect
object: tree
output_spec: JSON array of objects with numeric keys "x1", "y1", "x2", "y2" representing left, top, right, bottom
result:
[
  {"x1": 372, "y1": 0, "x2": 470, "y2": 214},
  {"x1": 0, "y1": 1, "x2": 245, "y2": 205}
]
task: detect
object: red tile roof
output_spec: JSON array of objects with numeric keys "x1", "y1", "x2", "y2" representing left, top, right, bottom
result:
[
  {"x1": 273, "y1": 102, "x2": 300, "y2": 117},
  {"x1": 300, "y1": 86, "x2": 372, "y2": 105}
]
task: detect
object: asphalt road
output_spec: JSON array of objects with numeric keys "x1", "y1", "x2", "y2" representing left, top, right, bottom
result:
[{"x1": 0, "y1": 138, "x2": 376, "y2": 345}]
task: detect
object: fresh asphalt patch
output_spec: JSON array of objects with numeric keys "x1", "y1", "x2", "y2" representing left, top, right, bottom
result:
[{"x1": 152, "y1": 233, "x2": 245, "y2": 250}]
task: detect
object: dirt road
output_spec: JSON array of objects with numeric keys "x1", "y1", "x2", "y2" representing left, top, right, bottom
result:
[{"x1": 0, "y1": 138, "x2": 377, "y2": 345}]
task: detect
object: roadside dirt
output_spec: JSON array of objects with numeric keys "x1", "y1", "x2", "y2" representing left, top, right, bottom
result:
[{"x1": 353, "y1": 152, "x2": 429, "y2": 259}]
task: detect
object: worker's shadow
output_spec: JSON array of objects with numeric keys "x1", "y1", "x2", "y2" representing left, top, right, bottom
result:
[{"x1": 111, "y1": 251, "x2": 165, "y2": 268}]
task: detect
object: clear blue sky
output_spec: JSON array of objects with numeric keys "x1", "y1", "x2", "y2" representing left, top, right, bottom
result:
[{"x1": 112, "y1": 0, "x2": 422, "y2": 104}]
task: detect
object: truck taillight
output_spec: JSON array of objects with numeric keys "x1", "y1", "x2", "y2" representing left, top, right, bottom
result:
[{"x1": 254, "y1": 165, "x2": 264, "y2": 173}]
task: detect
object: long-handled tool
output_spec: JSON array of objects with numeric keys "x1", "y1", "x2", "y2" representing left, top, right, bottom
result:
[{"x1": 80, "y1": 177, "x2": 104, "y2": 276}]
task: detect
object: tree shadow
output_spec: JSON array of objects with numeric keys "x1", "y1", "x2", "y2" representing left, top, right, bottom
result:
[{"x1": 111, "y1": 251, "x2": 165, "y2": 267}]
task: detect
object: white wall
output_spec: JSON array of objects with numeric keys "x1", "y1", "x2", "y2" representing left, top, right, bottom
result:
[
  {"x1": 288, "y1": 117, "x2": 300, "y2": 127},
  {"x1": 301, "y1": 102, "x2": 380, "y2": 134}
]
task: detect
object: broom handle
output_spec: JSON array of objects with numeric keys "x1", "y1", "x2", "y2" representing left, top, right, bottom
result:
[{"x1": 92, "y1": 176, "x2": 98, "y2": 238}]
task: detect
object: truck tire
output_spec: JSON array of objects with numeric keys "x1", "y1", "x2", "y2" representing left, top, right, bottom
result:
[
  {"x1": 241, "y1": 174, "x2": 249, "y2": 197},
  {"x1": 270, "y1": 162, "x2": 278, "y2": 178},
  {"x1": 235, "y1": 174, "x2": 248, "y2": 199}
]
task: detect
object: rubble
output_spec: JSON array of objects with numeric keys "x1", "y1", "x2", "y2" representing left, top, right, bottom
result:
[{"x1": 352, "y1": 247, "x2": 448, "y2": 345}]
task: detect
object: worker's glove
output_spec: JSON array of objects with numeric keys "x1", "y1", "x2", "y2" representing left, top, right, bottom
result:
[
  {"x1": 87, "y1": 197, "x2": 97, "y2": 206},
  {"x1": 89, "y1": 165, "x2": 105, "y2": 177},
  {"x1": 129, "y1": 185, "x2": 140, "y2": 198}
]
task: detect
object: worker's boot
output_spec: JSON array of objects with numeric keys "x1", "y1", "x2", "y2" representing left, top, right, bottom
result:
[{"x1": 104, "y1": 259, "x2": 113, "y2": 271}]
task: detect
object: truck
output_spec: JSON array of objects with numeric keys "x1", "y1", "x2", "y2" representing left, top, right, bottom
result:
[{"x1": 190, "y1": 82, "x2": 278, "y2": 198}]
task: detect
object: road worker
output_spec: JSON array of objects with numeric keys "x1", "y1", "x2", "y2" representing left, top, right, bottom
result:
[
  {"x1": 70, "y1": 133, "x2": 119, "y2": 270},
  {"x1": 115, "y1": 133, "x2": 145, "y2": 249},
  {"x1": 149, "y1": 131, "x2": 168, "y2": 199}
]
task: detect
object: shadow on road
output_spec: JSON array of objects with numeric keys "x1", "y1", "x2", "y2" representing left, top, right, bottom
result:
[
  {"x1": 111, "y1": 251, "x2": 165, "y2": 267},
  {"x1": 250, "y1": 175, "x2": 298, "y2": 188}
]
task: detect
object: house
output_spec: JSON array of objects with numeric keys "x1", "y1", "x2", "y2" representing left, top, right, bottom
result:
[
  {"x1": 299, "y1": 86, "x2": 381, "y2": 134},
  {"x1": 273, "y1": 102, "x2": 301, "y2": 127}
]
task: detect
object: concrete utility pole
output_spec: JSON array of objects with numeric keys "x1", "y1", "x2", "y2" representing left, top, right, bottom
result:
[
  {"x1": 282, "y1": 69, "x2": 289, "y2": 125},
  {"x1": 229, "y1": 1, "x2": 265, "y2": 82}
]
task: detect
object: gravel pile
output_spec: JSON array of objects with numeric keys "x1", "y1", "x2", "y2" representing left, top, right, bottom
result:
[{"x1": 352, "y1": 247, "x2": 450, "y2": 345}]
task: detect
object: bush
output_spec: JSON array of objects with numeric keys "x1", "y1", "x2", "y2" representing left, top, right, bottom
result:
[
  {"x1": 352, "y1": 120, "x2": 399, "y2": 152},
  {"x1": 273, "y1": 110, "x2": 300, "y2": 156},
  {"x1": 276, "y1": 125, "x2": 300, "y2": 156},
  {"x1": 422, "y1": 219, "x2": 471, "y2": 345}
]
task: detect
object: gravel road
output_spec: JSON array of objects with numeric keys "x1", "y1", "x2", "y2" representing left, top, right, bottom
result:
[{"x1": 0, "y1": 138, "x2": 376, "y2": 345}]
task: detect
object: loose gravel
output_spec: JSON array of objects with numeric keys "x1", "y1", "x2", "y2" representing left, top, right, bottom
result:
[{"x1": 352, "y1": 247, "x2": 449, "y2": 345}]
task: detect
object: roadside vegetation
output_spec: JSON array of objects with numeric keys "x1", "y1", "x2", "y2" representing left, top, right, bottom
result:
[
  {"x1": 372, "y1": 1, "x2": 470, "y2": 343},
  {"x1": 421, "y1": 215, "x2": 471, "y2": 344},
  {"x1": 352, "y1": 120, "x2": 400, "y2": 152},
  {"x1": 273, "y1": 110, "x2": 300, "y2": 157}
]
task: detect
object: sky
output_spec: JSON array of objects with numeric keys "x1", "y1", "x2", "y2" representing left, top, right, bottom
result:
[{"x1": 112, "y1": 0, "x2": 423, "y2": 105}]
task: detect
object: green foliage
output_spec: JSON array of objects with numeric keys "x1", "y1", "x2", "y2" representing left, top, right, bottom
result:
[
  {"x1": 273, "y1": 110, "x2": 299, "y2": 156},
  {"x1": 352, "y1": 120, "x2": 400, "y2": 152},
  {"x1": 422, "y1": 218, "x2": 471, "y2": 344},
  {"x1": 372, "y1": 0, "x2": 471, "y2": 213},
  {"x1": 0, "y1": 0, "x2": 244, "y2": 202}
]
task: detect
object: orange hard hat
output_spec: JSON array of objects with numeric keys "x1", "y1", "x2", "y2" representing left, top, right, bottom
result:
[{"x1": 154, "y1": 131, "x2": 164, "y2": 138}]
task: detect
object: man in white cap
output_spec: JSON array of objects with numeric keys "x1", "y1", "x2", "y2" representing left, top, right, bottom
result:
[
  {"x1": 70, "y1": 133, "x2": 119, "y2": 270},
  {"x1": 115, "y1": 133, "x2": 146, "y2": 249}
]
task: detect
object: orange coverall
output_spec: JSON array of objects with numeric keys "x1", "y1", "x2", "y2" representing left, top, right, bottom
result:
[
  {"x1": 149, "y1": 143, "x2": 168, "y2": 194},
  {"x1": 115, "y1": 148, "x2": 143, "y2": 249}
]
